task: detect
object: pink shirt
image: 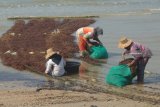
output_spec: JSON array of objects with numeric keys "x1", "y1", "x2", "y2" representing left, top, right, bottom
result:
[{"x1": 125, "y1": 42, "x2": 152, "y2": 59}]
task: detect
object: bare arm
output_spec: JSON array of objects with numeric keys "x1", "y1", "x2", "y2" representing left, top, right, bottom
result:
[
  {"x1": 93, "y1": 37, "x2": 103, "y2": 45},
  {"x1": 127, "y1": 57, "x2": 140, "y2": 67},
  {"x1": 86, "y1": 38, "x2": 94, "y2": 46},
  {"x1": 45, "y1": 60, "x2": 53, "y2": 74}
]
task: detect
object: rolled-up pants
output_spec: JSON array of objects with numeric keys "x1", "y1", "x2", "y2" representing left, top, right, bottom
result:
[
  {"x1": 78, "y1": 35, "x2": 87, "y2": 51},
  {"x1": 137, "y1": 57, "x2": 149, "y2": 82}
]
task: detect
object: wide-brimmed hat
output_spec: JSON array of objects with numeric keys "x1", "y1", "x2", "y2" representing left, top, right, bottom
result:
[
  {"x1": 118, "y1": 37, "x2": 132, "y2": 48},
  {"x1": 95, "y1": 27, "x2": 103, "y2": 36},
  {"x1": 45, "y1": 48, "x2": 59, "y2": 59}
]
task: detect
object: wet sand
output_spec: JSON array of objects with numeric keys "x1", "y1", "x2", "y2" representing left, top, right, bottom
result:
[
  {"x1": 0, "y1": 20, "x2": 160, "y2": 107},
  {"x1": 0, "y1": 89, "x2": 159, "y2": 107},
  {"x1": 0, "y1": 1, "x2": 160, "y2": 106}
]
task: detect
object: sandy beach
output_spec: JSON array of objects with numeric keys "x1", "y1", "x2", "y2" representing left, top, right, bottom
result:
[
  {"x1": 0, "y1": 18, "x2": 160, "y2": 107},
  {"x1": 0, "y1": 1, "x2": 160, "y2": 107},
  {"x1": 0, "y1": 88, "x2": 159, "y2": 107}
]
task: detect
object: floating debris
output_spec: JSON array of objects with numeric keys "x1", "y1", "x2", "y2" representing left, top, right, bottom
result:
[
  {"x1": 91, "y1": 78, "x2": 97, "y2": 82},
  {"x1": 43, "y1": 33, "x2": 47, "y2": 35},
  {"x1": 11, "y1": 52, "x2": 17, "y2": 56},
  {"x1": 9, "y1": 32, "x2": 15, "y2": 36},
  {"x1": 29, "y1": 52, "x2": 34, "y2": 55},
  {"x1": 18, "y1": 33, "x2": 21, "y2": 36},
  {"x1": 51, "y1": 29, "x2": 60, "y2": 34},
  {"x1": 40, "y1": 51, "x2": 45, "y2": 54},
  {"x1": 4, "y1": 50, "x2": 11, "y2": 54},
  {"x1": 144, "y1": 70, "x2": 151, "y2": 74}
]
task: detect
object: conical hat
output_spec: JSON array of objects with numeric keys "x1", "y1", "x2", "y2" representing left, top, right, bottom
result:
[
  {"x1": 118, "y1": 37, "x2": 132, "y2": 48},
  {"x1": 45, "y1": 48, "x2": 59, "y2": 59}
]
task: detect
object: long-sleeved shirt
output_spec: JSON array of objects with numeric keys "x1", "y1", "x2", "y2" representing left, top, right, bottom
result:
[
  {"x1": 124, "y1": 42, "x2": 152, "y2": 60},
  {"x1": 76, "y1": 27, "x2": 94, "y2": 39},
  {"x1": 45, "y1": 57, "x2": 66, "y2": 76}
]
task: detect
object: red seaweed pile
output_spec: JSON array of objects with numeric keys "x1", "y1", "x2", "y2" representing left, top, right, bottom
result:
[{"x1": 0, "y1": 18, "x2": 95, "y2": 73}]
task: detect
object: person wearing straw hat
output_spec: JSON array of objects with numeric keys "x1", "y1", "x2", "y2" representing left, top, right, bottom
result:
[
  {"x1": 45, "y1": 48, "x2": 66, "y2": 77},
  {"x1": 118, "y1": 37, "x2": 152, "y2": 83},
  {"x1": 76, "y1": 26, "x2": 103, "y2": 57}
]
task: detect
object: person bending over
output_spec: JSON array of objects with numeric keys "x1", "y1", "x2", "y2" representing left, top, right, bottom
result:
[
  {"x1": 76, "y1": 27, "x2": 103, "y2": 57},
  {"x1": 118, "y1": 37, "x2": 152, "y2": 83}
]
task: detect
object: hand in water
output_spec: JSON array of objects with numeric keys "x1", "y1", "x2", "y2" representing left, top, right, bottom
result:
[{"x1": 80, "y1": 51, "x2": 89, "y2": 57}]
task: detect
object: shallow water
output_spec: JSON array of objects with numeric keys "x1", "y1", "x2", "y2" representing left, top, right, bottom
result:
[{"x1": 0, "y1": 0, "x2": 160, "y2": 94}]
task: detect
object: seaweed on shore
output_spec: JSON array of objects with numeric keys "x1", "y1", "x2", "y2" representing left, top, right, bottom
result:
[{"x1": 0, "y1": 18, "x2": 95, "y2": 72}]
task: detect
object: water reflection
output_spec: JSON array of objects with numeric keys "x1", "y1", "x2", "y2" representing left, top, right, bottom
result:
[{"x1": 108, "y1": 52, "x2": 121, "y2": 58}]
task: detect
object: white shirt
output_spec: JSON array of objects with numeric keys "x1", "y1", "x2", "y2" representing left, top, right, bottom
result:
[
  {"x1": 76, "y1": 27, "x2": 94, "y2": 39},
  {"x1": 45, "y1": 58, "x2": 66, "y2": 76}
]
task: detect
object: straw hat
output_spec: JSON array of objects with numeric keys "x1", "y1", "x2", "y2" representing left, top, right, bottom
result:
[
  {"x1": 118, "y1": 37, "x2": 132, "y2": 48},
  {"x1": 45, "y1": 48, "x2": 59, "y2": 59},
  {"x1": 95, "y1": 27, "x2": 103, "y2": 36}
]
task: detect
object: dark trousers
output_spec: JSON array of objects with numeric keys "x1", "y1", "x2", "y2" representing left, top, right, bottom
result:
[{"x1": 137, "y1": 57, "x2": 149, "y2": 83}]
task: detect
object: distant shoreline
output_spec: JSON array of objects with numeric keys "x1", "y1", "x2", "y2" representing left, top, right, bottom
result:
[{"x1": 7, "y1": 15, "x2": 99, "y2": 20}]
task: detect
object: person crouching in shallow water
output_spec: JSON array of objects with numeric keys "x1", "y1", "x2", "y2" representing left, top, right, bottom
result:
[
  {"x1": 76, "y1": 27, "x2": 103, "y2": 57},
  {"x1": 118, "y1": 37, "x2": 152, "y2": 84},
  {"x1": 45, "y1": 48, "x2": 66, "y2": 77}
]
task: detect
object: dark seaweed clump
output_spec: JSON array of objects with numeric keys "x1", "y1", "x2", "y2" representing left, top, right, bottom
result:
[{"x1": 0, "y1": 18, "x2": 95, "y2": 72}]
